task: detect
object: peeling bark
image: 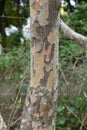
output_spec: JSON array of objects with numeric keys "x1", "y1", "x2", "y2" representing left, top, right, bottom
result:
[
  {"x1": 20, "y1": 0, "x2": 60, "y2": 130},
  {"x1": 59, "y1": 19, "x2": 87, "y2": 57},
  {"x1": 1, "y1": 1, "x2": 87, "y2": 130}
]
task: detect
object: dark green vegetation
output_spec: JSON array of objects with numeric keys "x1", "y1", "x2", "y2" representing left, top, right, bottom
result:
[
  {"x1": 56, "y1": 97, "x2": 87, "y2": 130},
  {"x1": 0, "y1": 0, "x2": 29, "y2": 48},
  {"x1": 0, "y1": 1, "x2": 87, "y2": 130},
  {"x1": 57, "y1": 2, "x2": 87, "y2": 129}
]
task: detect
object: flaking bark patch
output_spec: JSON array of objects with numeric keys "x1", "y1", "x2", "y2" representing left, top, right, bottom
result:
[
  {"x1": 40, "y1": 68, "x2": 50, "y2": 87},
  {"x1": 45, "y1": 63, "x2": 53, "y2": 72},
  {"x1": 31, "y1": 48, "x2": 44, "y2": 88},
  {"x1": 37, "y1": 24, "x2": 51, "y2": 39},
  {"x1": 30, "y1": 23, "x2": 39, "y2": 38},
  {"x1": 50, "y1": 44, "x2": 55, "y2": 61},
  {"x1": 45, "y1": 45, "x2": 52, "y2": 63},
  {"x1": 44, "y1": 44, "x2": 55, "y2": 63},
  {"x1": 47, "y1": 28, "x2": 59, "y2": 44},
  {"x1": 40, "y1": 104, "x2": 47, "y2": 116},
  {"x1": 33, "y1": 37, "x2": 43, "y2": 52},
  {"x1": 45, "y1": 41, "x2": 50, "y2": 50},
  {"x1": 34, "y1": 2, "x2": 41, "y2": 11},
  {"x1": 46, "y1": 71, "x2": 55, "y2": 91}
]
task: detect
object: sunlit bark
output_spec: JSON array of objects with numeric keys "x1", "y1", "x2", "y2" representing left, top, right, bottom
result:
[{"x1": 20, "y1": 0, "x2": 60, "y2": 130}]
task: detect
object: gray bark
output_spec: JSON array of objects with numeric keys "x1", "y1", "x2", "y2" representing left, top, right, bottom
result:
[{"x1": 20, "y1": 0, "x2": 60, "y2": 130}]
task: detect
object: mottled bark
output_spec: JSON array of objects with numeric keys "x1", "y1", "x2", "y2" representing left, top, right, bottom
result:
[
  {"x1": 20, "y1": 0, "x2": 60, "y2": 130},
  {"x1": 1, "y1": 1, "x2": 87, "y2": 130}
]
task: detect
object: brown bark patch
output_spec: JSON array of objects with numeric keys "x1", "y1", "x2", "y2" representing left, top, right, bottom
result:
[
  {"x1": 34, "y1": 2, "x2": 41, "y2": 11},
  {"x1": 48, "y1": 32, "x2": 55, "y2": 44},
  {"x1": 40, "y1": 104, "x2": 47, "y2": 116},
  {"x1": 48, "y1": 28, "x2": 59, "y2": 44}
]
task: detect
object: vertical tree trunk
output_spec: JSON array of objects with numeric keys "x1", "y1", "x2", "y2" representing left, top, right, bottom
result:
[{"x1": 20, "y1": 0, "x2": 60, "y2": 130}]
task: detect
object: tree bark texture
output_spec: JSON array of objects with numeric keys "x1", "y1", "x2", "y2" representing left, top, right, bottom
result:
[
  {"x1": 20, "y1": 0, "x2": 60, "y2": 130},
  {"x1": 1, "y1": 1, "x2": 87, "y2": 130}
]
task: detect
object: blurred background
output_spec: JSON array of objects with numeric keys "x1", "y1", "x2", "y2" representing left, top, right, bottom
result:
[{"x1": 0, "y1": 0, "x2": 87, "y2": 130}]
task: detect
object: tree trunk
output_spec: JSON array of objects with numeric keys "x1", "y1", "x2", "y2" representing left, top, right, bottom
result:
[{"x1": 20, "y1": 0, "x2": 60, "y2": 130}]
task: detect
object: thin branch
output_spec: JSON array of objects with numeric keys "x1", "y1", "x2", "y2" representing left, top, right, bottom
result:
[
  {"x1": 64, "y1": 104, "x2": 87, "y2": 129},
  {"x1": 79, "y1": 113, "x2": 87, "y2": 130},
  {"x1": 0, "y1": 15, "x2": 25, "y2": 19},
  {"x1": 59, "y1": 19, "x2": 87, "y2": 57},
  {"x1": 0, "y1": 112, "x2": 7, "y2": 130}
]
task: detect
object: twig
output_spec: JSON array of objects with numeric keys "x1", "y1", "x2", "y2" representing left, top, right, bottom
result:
[
  {"x1": 79, "y1": 113, "x2": 87, "y2": 130},
  {"x1": 64, "y1": 104, "x2": 87, "y2": 129}
]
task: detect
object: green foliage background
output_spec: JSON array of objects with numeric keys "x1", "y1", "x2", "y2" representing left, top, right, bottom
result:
[
  {"x1": 57, "y1": 2, "x2": 87, "y2": 130},
  {"x1": 0, "y1": 1, "x2": 87, "y2": 130}
]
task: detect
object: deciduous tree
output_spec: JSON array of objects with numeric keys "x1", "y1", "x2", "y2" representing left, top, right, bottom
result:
[
  {"x1": 20, "y1": 0, "x2": 60, "y2": 130},
  {"x1": 0, "y1": 1, "x2": 87, "y2": 130}
]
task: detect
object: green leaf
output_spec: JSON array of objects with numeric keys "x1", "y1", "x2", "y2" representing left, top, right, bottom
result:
[{"x1": 57, "y1": 104, "x2": 65, "y2": 112}]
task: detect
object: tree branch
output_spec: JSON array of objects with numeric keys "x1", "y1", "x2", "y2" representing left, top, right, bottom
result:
[
  {"x1": 0, "y1": 112, "x2": 7, "y2": 130},
  {"x1": 59, "y1": 19, "x2": 87, "y2": 57}
]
